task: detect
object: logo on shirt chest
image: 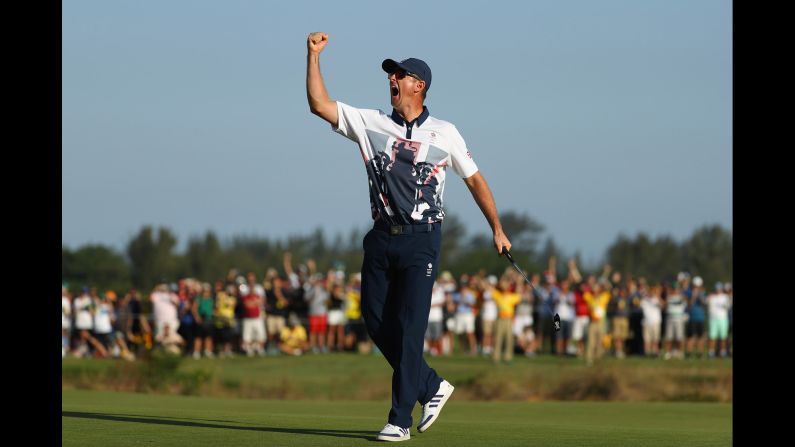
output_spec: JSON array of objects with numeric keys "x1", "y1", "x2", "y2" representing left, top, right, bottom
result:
[{"x1": 386, "y1": 138, "x2": 422, "y2": 171}]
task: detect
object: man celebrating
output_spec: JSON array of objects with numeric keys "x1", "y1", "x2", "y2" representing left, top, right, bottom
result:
[{"x1": 306, "y1": 32, "x2": 512, "y2": 441}]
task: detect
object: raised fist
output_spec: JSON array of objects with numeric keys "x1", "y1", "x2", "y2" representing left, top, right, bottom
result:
[{"x1": 307, "y1": 32, "x2": 329, "y2": 54}]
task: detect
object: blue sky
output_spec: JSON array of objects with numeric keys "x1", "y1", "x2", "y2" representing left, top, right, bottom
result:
[{"x1": 62, "y1": 0, "x2": 731, "y2": 266}]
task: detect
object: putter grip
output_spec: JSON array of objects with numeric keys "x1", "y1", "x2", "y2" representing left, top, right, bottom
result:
[{"x1": 502, "y1": 248, "x2": 514, "y2": 262}]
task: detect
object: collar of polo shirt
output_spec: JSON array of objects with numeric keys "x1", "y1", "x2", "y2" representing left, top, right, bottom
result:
[{"x1": 390, "y1": 106, "x2": 430, "y2": 128}]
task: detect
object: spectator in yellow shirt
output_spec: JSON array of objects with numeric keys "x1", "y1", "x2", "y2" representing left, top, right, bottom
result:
[
  {"x1": 213, "y1": 283, "x2": 238, "y2": 358},
  {"x1": 280, "y1": 313, "x2": 309, "y2": 356},
  {"x1": 584, "y1": 281, "x2": 611, "y2": 365},
  {"x1": 491, "y1": 276, "x2": 521, "y2": 363},
  {"x1": 344, "y1": 273, "x2": 371, "y2": 353}
]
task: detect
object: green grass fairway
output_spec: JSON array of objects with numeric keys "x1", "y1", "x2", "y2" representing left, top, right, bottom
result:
[{"x1": 62, "y1": 389, "x2": 731, "y2": 446}]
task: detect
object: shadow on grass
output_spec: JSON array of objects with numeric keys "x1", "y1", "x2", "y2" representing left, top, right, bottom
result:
[{"x1": 62, "y1": 411, "x2": 375, "y2": 441}]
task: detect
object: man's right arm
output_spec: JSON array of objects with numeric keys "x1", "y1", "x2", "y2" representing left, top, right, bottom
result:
[
  {"x1": 306, "y1": 32, "x2": 338, "y2": 127},
  {"x1": 462, "y1": 171, "x2": 511, "y2": 255}
]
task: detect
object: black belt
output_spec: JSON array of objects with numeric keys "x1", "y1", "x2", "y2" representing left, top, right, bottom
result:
[{"x1": 373, "y1": 221, "x2": 440, "y2": 235}]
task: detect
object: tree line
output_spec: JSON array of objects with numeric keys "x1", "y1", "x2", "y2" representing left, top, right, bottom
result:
[{"x1": 62, "y1": 211, "x2": 732, "y2": 294}]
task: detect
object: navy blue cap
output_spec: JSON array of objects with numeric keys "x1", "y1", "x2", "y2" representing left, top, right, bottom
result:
[{"x1": 382, "y1": 58, "x2": 432, "y2": 92}]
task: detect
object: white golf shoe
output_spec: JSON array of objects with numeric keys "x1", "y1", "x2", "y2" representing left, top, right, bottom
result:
[
  {"x1": 376, "y1": 423, "x2": 410, "y2": 442},
  {"x1": 417, "y1": 379, "x2": 455, "y2": 433}
]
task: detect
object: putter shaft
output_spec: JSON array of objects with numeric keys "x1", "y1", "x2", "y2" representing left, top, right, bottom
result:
[{"x1": 502, "y1": 248, "x2": 561, "y2": 332}]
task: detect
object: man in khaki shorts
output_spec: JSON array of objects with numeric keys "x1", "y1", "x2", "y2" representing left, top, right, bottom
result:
[{"x1": 610, "y1": 286, "x2": 631, "y2": 358}]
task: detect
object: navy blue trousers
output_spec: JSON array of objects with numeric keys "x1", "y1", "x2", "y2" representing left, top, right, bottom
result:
[{"x1": 360, "y1": 224, "x2": 444, "y2": 429}]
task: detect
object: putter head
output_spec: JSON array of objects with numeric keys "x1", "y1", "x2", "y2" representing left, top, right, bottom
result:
[{"x1": 553, "y1": 313, "x2": 561, "y2": 332}]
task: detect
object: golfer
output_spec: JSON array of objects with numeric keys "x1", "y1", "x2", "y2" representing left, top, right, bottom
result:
[{"x1": 306, "y1": 32, "x2": 512, "y2": 441}]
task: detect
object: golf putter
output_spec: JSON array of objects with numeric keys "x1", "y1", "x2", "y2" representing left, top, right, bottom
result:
[{"x1": 501, "y1": 248, "x2": 561, "y2": 332}]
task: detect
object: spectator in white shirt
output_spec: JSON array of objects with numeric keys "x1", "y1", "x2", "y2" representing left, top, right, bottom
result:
[
  {"x1": 640, "y1": 285, "x2": 663, "y2": 357},
  {"x1": 707, "y1": 282, "x2": 731, "y2": 358},
  {"x1": 151, "y1": 284, "x2": 180, "y2": 338}
]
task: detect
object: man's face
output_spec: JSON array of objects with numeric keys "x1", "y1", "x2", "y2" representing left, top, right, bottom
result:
[{"x1": 388, "y1": 69, "x2": 423, "y2": 108}]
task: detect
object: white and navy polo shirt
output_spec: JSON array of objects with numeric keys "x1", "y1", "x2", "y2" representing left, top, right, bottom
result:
[{"x1": 333, "y1": 101, "x2": 478, "y2": 226}]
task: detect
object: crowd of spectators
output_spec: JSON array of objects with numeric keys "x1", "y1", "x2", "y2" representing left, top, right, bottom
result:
[{"x1": 62, "y1": 254, "x2": 732, "y2": 365}]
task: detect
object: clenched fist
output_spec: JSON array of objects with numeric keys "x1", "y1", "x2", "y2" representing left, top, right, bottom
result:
[{"x1": 307, "y1": 32, "x2": 329, "y2": 54}]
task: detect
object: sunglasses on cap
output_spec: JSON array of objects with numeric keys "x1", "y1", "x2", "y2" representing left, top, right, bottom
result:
[{"x1": 390, "y1": 69, "x2": 422, "y2": 81}]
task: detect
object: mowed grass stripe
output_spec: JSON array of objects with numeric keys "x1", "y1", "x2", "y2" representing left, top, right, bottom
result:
[{"x1": 62, "y1": 390, "x2": 731, "y2": 447}]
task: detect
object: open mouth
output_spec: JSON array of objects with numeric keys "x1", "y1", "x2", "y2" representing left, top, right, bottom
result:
[{"x1": 390, "y1": 85, "x2": 399, "y2": 97}]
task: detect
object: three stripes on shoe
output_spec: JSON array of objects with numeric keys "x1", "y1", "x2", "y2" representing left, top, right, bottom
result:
[
  {"x1": 379, "y1": 427, "x2": 410, "y2": 437},
  {"x1": 428, "y1": 393, "x2": 444, "y2": 408}
]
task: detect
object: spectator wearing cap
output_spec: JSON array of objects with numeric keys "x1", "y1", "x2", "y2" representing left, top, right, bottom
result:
[
  {"x1": 62, "y1": 286, "x2": 72, "y2": 358},
  {"x1": 92, "y1": 291, "x2": 115, "y2": 358},
  {"x1": 241, "y1": 284, "x2": 267, "y2": 357},
  {"x1": 707, "y1": 282, "x2": 730, "y2": 358},
  {"x1": 677, "y1": 272, "x2": 692, "y2": 296},
  {"x1": 686, "y1": 276, "x2": 707, "y2": 358}
]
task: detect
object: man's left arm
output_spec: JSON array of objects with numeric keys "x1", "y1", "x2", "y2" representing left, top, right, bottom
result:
[{"x1": 462, "y1": 171, "x2": 511, "y2": 255}]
